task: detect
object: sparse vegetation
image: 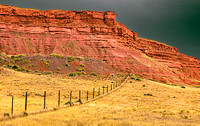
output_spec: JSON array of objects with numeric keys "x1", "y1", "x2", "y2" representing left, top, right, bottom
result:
[
  {"x1": 68, "y1": 73, "x2": 77, "y2": 76},
  {"x1": 79, "y1": 64, "x2": 84, "y2": 67},
  {"x1": 117, "y1": 73, "x2": 124, "y2": 77},
  {"x1": 76, "y1": 68, "x2": 84, "y2": 72},
  {"x1": 90, "y1": 73, "x2": 97, "y2": 76},
  {"x1": 67, "y1": 56, "x2": 76, "y2": 62},
  {"x1": 50, "y1": 54, "x2": 64, "y2": 58},
  {"x1": 181, "y1": 86, "x2": 185, "y2": 88},
  {"x1": 144, "y1": 93, "x2": 153, "y2": 96},
  {"x1": 22, "y1": 60, "x2": 29, "y2": 64},
  {"x1": 12, "y1": 65, "x2": 19, "y2": 69}
]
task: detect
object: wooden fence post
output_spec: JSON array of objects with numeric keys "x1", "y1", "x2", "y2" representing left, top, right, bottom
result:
[
  {"x1": 87, "y1": 91, "x2": 89, "y2": 100},
  {"x1": 102, "y1": 86, "x2": 104, "y2": 94},
  {"x1": 70, "y1": 91, "x2": 72, "y2": 103},
  {"x1": 58, "y1": 90, "x2": 60, "y2": 107},
  {"x1": 11, "y1": 96, "x2": 14, "y2": 115},
  {"x1": 98, "y1": 88, "x2": 100, "y2": 96},
  {"x1": 93, "y1": 88, "x2": 95, "y2": 99},
  {"x1": 79, "y1": 90, "x2": 81, "y2": 101},
  {"x1": 44, "y1": 91, "x2": 46, "y2": 109},
  {"x1": 25, "y1": 92, "x2": 28, "y2": 111}
]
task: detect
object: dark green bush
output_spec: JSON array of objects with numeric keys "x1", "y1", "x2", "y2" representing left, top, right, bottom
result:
[
  {"x1": 68, "y1": 73, "x2": 77, "y2": 76},
  {"x1": 181, "y1": 86, "x2": 185, "y2": 88},
  {"x1": 90, "y1": 73, "x2": 97, "y2": 76},
  {"x1": 136, "y1": 78, "x2": 142, "y2": 81},
  {"x1": 26, "y1": 70, "x2": 31, "y2": 72}
]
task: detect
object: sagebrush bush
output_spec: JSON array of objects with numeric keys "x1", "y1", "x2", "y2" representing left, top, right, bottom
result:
[
  {"x1": 12, "y1": 65, "x2": 19, "y2": 69},
  {"x1": 79, "y1": 64, "x2": 84, "y2": 67},
  {"x1": 67, "y1": 56, "x2": 76, "y2": 62},
  {"x1": 68, "y1": 73, "x2": 77, "y2": 76},
  {"x1": 76, "y1": 68, "x2": 84, "y2": 72},
  {"x1": 90, "y1": 73, "x2": 97, "y2": 76},
  {"x1": 50, "y1": 54, "x2": 64, "y2": 58}
]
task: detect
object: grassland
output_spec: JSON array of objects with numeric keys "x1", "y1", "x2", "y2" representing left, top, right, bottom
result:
[
  {"x1": 1, "y1": 69, "x2": 200, "y2": 125},
  {"x1": 0, "y1": 68, "x2": 123, "y2": 119}
]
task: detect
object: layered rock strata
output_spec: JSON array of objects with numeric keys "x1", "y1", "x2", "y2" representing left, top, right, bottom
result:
[{"x1": 0, "y1": 5, "x2": 199, "y2": 85}]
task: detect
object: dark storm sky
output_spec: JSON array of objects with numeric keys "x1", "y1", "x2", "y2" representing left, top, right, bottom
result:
[{"x1": 1, "y1": 0, "x2": 200, "y2": 59}]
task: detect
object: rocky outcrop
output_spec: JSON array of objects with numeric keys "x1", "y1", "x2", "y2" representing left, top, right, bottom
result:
[{"x1": 0, "y1": 5, "x2": 199, "y2": 85}]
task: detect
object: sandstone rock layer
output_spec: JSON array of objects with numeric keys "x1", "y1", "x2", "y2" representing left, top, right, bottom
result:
[{"x1": 0, "y1": 5, "x2": 199, "y2": 85}]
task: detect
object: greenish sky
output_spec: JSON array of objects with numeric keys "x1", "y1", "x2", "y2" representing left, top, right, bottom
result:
[{"x1": 1, "y1": 0, "x2": 200, "y2": 59}]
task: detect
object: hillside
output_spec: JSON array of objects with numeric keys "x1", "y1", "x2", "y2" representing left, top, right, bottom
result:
[{"x1": 0, "y1": 4, "x2": 200, "y2": 85}]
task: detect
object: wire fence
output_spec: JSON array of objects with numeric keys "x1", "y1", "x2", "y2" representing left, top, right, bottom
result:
[{"x1": 0, "y1": 75, "x2": 128, "y2": 121}]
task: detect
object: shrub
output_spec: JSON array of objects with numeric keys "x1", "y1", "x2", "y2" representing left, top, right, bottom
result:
[
  {"x1": 77, "y1": 57, "x2": 82, "y2": 61},
  {"x1": 65, "y1": 63, "x2": 69, "y2": 66},
  {"x1": 196, "y1": 86, "x2": 200, "y2": 88},
  {"x1": 76, "y1": 68, "x2": 84, "y2": 72},
  {"x1": 7, "y1": 64, "x2": 13, "y2": 68},
  {"x1": 181, "y1": 86, "x2": 185, "y2": 88},
  {"x1": 117, "y1": 73, "x2": 124, "y2": 77},
  {"x1": 45, "y1": 63, "x2": 49, "y2": 67},
  {"x1": 26, "y1": 70, "x2": 31, "y2": 72},
  {"x1": 67, "y1": 56, "x2": 76, "y2": 62},
  {"x1": 57, "y1": 67, "x2": 61, "y2": 71},
  {"x1": 68, "y1": 73, "x2": 76, "y2": 76},
  {"x1": 50, "y1": 54, "x2": 64, "y2": 58},
  {"x1": 22, "y1": 60, "x2": 29, "y2": 64},
  {"x1": 45, "y1": 71, "x2": 52, "y2": 74},
  {"x1": 130, "y1": 81, "x2": 132, "y2": 83},
  {"x1": 40, "y1": 59, "x2": 45, "y2": 62},
  {"x1": 81, "y1": 72, "x2": 87, "y2": 75},
  {"x1": 16, "y1": 68, "x2": 21, "y2": 71},
  {"x1": 14, "y1": 58, "x2": 20, "y2": 62},
  {"x1": 12, "y1": 65, "x2": 19, "y2": 69},
  {"x1": 90, "y1": 73, "x2": 97, "y2": 76},
  {"x1": 35, "y1": 70, "x2": 39, "y2": 73},
  {"x1": 37, "y1": 73, "x2": 42, "y2": 75},
  {"x1": 15, "y1": 54, "x2": 25, "y2": 58},
  {"x1": 21, "y1": 68, "x2": 26, "y2": 71},
  {"x1": 142, "y1": 85, "x2": 146, "y2": 87},
  {"x1": 131, "y1": 77, "x2": 135, "y2": 80},
  {"x1": 77, "y1": 72, "x2": 82, "y2": 75},
  {"x1": 136, "y1": 78, "x2": 142, "y2": 81},
  {"x1": 79, "y1": 64, "x2": 84, "y2": 67},
  {"x1": 144, "y1": 93, "x2": 153, "y2": 96}
]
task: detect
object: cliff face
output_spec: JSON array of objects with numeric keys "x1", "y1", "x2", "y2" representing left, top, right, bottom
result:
[{"x1": 0, "y1": 5, "x2": 199, "y2": 85}]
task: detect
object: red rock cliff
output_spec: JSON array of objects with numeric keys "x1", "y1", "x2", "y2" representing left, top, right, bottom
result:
[{"x1": 0, "y1": 5, "x2": 199, "y2": 85}]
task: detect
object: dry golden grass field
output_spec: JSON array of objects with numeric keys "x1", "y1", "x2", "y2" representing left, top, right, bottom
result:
[
  {"x1": 0, "y1": 68, "x2": 123, "y2": 119},
  {"x1": 1, "y1": 68, "x2": 200, "y2": 125}
]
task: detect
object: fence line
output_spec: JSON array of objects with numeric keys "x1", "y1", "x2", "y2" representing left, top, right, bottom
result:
[{"x1": 0, "y1": 75, "x2": 129, "y2": 121}]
